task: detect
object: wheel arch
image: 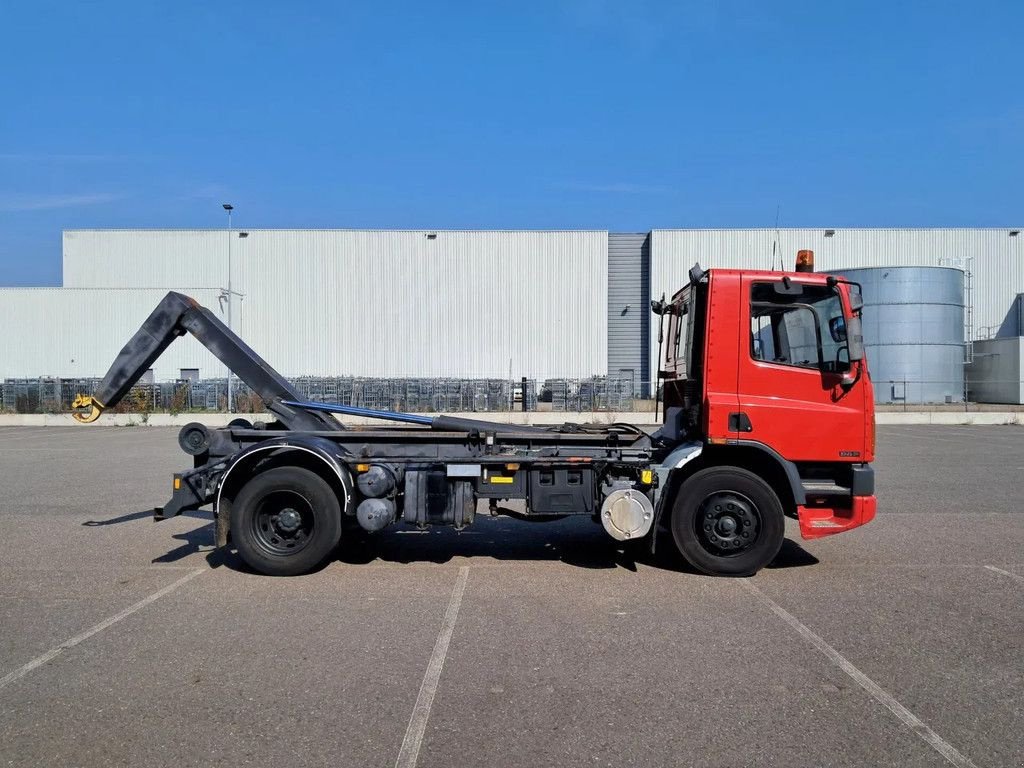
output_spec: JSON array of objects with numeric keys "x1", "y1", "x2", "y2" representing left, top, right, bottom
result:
[
  {"x1": 215, "y1": 437, "x2": 354, "y2": 546},
  {"x1": 654, "y1": 442, "x2": 803, "y2": 548},
  {"x1": 706, "y1": 443, "x2": 802, "y2": 511}
]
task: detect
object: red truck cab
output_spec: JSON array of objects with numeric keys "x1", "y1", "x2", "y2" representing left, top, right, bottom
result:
[{"x1": 652, "y1": 258, "x2": 876, "y2": 573}]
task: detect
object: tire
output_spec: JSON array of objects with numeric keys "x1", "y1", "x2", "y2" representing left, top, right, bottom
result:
[
  {"x1": 231, "y1": 466, "x2": 342, "y2": 576},
  {"x1": 670, "y1": 466, "x2": 784, "y2": 576}
]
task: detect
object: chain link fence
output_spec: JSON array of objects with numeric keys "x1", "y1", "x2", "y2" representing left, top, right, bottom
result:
[
  {"x1": 878, "y1": 378, "x2": 1024, "y2": 411},
  {"x1": 6, "y1": 376, "x2": 1022, "y2": 415},
  {"x1": 0, "y1": 375, "x2": 637, "y2": 415}
]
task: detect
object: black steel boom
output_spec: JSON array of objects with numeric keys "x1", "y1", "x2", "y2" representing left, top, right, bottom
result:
[{"x1": 71, "y1": 292, "x2": 341, "y2": 432}]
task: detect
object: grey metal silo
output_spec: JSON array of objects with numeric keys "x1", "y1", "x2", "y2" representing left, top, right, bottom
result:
[{"x1": 826, "y1": 266, "x2": 966, "y2": 404}]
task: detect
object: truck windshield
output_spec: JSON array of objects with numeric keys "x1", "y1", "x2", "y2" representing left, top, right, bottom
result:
[{"x1": 750, "y1": 282, "x2": 850, "y2": 373}]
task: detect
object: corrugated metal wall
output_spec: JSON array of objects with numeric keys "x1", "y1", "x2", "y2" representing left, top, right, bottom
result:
[
  {"x1": 0, "y1": 288, "x2": 224, "y2": 380},
  {"x1": 61, "y1": 230, "x2": 609, "y2": 380},
  {"x1": 42, "y1": 227, "x2": 1024, "y2": 391},
  {"x1": 967, "y1": 338, "x2": 1024, "y2": 404},
  {"x1": 650, "y1": 228, "x2": 1024, "y2": 386},
  {"x1": 1000, "y1": 293, "x2": 1024, "y2": 337},
  {"x1": 64, "y1": 230, "x2": 227, "y2": 288},
  {"x1": 607, "y1": 233, "x2": 649, "y2": 395}
]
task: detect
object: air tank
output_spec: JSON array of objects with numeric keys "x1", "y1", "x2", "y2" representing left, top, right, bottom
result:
[{"x1": 826, "y1": 266, "x2": 965, "y2": 404}]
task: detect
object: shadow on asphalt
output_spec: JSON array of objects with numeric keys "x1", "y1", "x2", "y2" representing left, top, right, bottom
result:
[
  {"x1": 335, "y1": 521, "x2": 669, "y2": 572},
  {"x1": 80, "y1": 509, "x2": 820, "y2": 575},
  {"x1": 767, "y1": 537, "x2": 820, "y2": 569},
  {"x1": 82, "y1": 508, "x2": 207, "y2": 527},
  {"x1": 332, "y1": 517, "x2": 819, "y2": 575},
  {"x1": 152, "y1": 522, "x2": 218, "y2": 564}
]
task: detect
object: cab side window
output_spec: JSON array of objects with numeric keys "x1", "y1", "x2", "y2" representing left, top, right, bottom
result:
[
  {"x1": 751, "y1": 304, "x2": 819, "y2": 367},
  {"x1": 750, "y1": 282, "x2": 848, "y2": 372}
]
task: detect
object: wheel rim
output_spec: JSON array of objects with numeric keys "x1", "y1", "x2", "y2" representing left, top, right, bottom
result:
[
  {"x1": 250, "y1": 490, "x2": 315, "y2": 557},
  {"x1": 693, "y1": 490, "x2": 761, "y2": 557}
]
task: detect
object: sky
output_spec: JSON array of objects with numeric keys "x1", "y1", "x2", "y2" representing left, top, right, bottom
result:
[{"x1": 1, "y1": 0, "x2": 1022, "y2": 286}]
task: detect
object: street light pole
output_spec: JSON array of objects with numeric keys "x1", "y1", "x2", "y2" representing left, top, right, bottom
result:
[{"x1": 223, "y1": 203, "x2": 234, "y2": 413}]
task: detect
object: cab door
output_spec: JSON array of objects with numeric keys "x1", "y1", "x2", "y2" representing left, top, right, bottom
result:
[{"x1": 735, "y1": 276, "x2": 866, "y2": 462}]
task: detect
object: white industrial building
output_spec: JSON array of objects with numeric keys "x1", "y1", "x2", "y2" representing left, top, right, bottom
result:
[
  {"x1": 7, "y1": 229, "x2": 609, "y2": 383},
  {"x1": 1, "y1": 227, "x2": 1022, "y2": 402}
]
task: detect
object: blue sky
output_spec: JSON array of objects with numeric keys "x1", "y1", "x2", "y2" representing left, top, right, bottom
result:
[{"x1": 1, "y1": 1, "x2": 1022, "y2": 286}]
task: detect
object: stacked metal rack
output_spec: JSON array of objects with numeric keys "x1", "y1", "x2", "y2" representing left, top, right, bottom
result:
[
  {"x1": 60, "y1": 378, "x2": 103, "y2": 408},
  {"x1": 542, "y1": 377, "x2": 633, "y2": 412},
  {"x1": 190, "y1": 379, "x2": 227, "y2": 411},
  {"x1": 2, "y1": 379, "x2": 42, "y2": 413},
  {"x1": 2, "y1": 375, "x2": 628, "y2": 414}
]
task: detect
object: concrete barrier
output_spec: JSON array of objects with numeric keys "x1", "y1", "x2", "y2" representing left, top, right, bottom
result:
[{"x1": 875, "y1": 411, "x2": 1024, "y2": 425}]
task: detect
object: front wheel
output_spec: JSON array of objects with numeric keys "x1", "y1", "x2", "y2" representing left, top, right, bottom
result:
[
  {"x1": 231, "y1": 466, "x2": 342, "y2": 576},
  {"x1": 670, "y1": 466, "x2": 784, "y2": 576}
]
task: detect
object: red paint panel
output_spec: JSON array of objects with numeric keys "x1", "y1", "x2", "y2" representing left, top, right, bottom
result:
[
  {"x1": 702, "y1": 271, "x2": 741, "y2": 441},
  {"x1": 735, "y1": 273, "x2": 869, "y2": 462},
  {"x1": 797, "y1": 496, "x2": 877, "y2": 540}
]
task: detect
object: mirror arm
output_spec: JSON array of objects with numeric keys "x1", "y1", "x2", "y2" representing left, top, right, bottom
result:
[{"x1": 839, "y1": 360, "x2": 863, "y2": 392}]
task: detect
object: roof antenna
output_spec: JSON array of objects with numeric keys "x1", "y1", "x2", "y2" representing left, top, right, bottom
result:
[{"x1": 771, "y1": 204, "x2": 781, "y2": 271}]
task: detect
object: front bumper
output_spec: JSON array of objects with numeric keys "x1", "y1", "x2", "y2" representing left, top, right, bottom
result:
[{"x1": 797, "y1": 494, "x2": 877, "y2": 539}]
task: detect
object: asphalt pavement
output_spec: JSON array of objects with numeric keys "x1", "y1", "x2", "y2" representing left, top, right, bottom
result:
[{"x1": 0, "y1": 424, "x2": 1021, "y2": 767}]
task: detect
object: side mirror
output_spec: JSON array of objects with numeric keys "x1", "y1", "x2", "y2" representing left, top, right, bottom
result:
[
  {"x1": 847, "y1": 283, "x2": 864, "y2": 313},
  {"x1": 846, "y1": 316, "x2": 865, "y2": 361},
  {"x1": 828, "y1": 316, "x2": 847, "y2": 343}
]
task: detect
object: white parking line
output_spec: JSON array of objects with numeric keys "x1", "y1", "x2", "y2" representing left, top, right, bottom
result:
[
  {"x1": 394, "y1": 565, "x2": 470, "y2": 768},
  {"x1": 739, "y1": 580, "x2": 979, "y2": 768},
  {"x1": 0, "y1": 568, "x2": 205, "y2": 692},
  {"x1": 984, "y1": 565, "x2": 1024, "y2": 584}
]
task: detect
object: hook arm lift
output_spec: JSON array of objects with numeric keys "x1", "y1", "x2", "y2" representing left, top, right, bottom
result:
[{"x1": 71, "y1": 291, "x2": 341, "y2": 432}]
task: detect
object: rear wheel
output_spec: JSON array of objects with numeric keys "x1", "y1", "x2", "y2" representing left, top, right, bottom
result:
[
  {"x1": 231, "y1": 466, "x2": 342, "y2": 576},
  {"x1": 670, "y1": 466, "x2": 784, "y2": 576}
]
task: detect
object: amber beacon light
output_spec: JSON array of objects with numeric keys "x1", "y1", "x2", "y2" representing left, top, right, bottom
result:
[{"x1": 795, "y1": 249, "x2": 815, "y2": 272}]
